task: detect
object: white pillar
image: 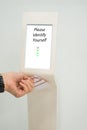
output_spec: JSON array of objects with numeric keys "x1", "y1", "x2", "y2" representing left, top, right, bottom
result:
[{"x1": 28, "y1": 77, "x2": 57, "y2": 130}]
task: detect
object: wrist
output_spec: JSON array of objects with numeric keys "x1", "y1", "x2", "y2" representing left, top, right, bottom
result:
[{"x1": 1, "y1": 73, "x2": 8, "y2": 91}]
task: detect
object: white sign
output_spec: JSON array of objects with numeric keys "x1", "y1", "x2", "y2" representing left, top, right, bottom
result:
[{"x1": 25, "y1": 24, "x2": 52, "y2": 69}]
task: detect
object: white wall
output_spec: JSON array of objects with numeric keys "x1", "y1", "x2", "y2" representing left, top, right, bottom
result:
[
  {"x1": 55, "y1": 5, "x2": 87, "y2": 130},
  {"x1": 0, "y1": 1, "x2": 87, "y2": 130}
]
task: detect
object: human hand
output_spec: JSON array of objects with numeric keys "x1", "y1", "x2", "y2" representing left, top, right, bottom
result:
[{"x1": 2, "y1": 72, "x2": 34, "y2": 98}]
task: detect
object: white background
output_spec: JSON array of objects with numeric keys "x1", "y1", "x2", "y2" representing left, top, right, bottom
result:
[{"x1": 0, "y1": 1, "x2": 87, "y2": 130}]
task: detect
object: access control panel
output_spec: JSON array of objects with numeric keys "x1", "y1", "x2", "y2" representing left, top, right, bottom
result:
[
  {"x1": 25, "y1": 24, "x2": 52, "y2": 70},
  {"x1": 21, "y1": 12, "x2": 58, "y2": 130}
]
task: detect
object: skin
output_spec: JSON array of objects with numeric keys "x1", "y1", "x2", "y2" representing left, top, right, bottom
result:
[{"x1": 2, "y1": 72, "x2": 34, "y2": 98}]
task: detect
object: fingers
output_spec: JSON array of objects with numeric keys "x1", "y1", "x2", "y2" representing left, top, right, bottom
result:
[
  {"x1": 21, "y1": 77, "x2": 33, "y2": 87},
  {"x1": 15, "y1": 78, "x2": 34, "y2": 97}
]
